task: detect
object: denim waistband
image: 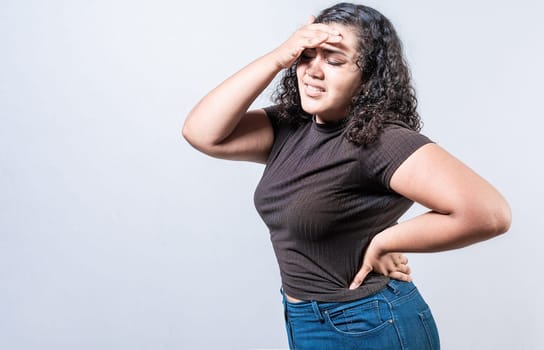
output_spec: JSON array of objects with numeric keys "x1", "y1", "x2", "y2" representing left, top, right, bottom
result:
[{"x1": 281, "y1": 280, "x2": 417, "y2": 322}]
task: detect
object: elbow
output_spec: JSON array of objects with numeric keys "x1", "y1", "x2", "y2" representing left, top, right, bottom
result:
[
  {"x1": 181, "y1": 119, "x2": 221, "y2": 157},
  {"x1": 490, "y1": 201, "x2": 512, "y2": 236},
  {"x1": 472, "y1": 199, "x2": 512, "y2": 240},
  {"x1": 181, "y1": 119, "x2": 204, "y2": 149},
  {"x1": 181, "y1": 118, "x2": 194, "y2": 143},
  {"x1": 181, "y1": 122, "x2": 192, "y2": 144}
]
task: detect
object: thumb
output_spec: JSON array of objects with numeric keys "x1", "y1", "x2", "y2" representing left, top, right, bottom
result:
[{"x1": 349, "y1": 264, "x2": 372, "y2": 290}]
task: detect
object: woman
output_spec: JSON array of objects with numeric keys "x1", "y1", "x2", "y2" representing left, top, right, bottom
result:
[{"x1": 182, "y1": 3, "x2": 511, "y2": 349}]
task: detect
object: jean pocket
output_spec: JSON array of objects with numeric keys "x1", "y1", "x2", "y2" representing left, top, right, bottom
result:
[
  {"x1": 418, "y1": 307, "x2": 441, "y2": 349},
  {"x1": 323, "y1": 300, "x2": 391, "y2": 336}
]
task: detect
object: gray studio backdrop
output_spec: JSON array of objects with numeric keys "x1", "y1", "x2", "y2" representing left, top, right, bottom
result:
[{"x1": 1, "y1": 0, "x2": 543, "y2": 349}]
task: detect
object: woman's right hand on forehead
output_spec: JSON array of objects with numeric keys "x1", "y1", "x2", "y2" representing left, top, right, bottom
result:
[{"x1": 273, "y1": 16, "x2": 343, "y2": 69}]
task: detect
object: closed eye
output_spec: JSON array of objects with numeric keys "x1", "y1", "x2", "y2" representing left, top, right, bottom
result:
[
  {"x1": 300, "y1": 49, "x2": 317, "y2": 60},
  {"x1": 327, "y1": 59, "x2": 345, "y2": 66},
  {"x1": 300, "y1": 49, "x2": 347, "y2": 66}
]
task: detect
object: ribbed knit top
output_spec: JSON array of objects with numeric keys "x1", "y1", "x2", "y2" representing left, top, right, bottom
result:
[{"x1": 253, "y1": 106, "x2": 433, "y2": 302}]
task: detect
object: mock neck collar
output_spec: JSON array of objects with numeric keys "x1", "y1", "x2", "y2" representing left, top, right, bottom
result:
[{"x1": 312, "y1": 115, "x2": 347, "y2": 133}]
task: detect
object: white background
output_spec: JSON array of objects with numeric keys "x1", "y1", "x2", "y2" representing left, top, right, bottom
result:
[{"x1": 1, "y1": 0, "x2": 543, "y2": 349}]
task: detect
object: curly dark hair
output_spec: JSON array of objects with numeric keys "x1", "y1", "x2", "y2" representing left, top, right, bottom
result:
[{"x1": 273, "y1": 2, "x2": 422, "y2": 146}]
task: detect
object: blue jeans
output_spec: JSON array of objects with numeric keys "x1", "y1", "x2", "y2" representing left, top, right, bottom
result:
[{"x1": 281, "y1": 280, "x2": 440, "y2": 349}]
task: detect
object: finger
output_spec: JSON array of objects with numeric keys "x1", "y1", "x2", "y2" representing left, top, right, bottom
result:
[
  {"x1": 304, "y1": 22, "x2": 341, "y2": 36},
  {"x1": 394, "y1": 263, "x2": 411, "y2": 274},
  {"x1": 320, "y1": 34, "x2": 342, "y2": 44},
  {"x1": 389, "y1": 271, "x2": 413, "y2": 282},
  {"x1": 398, "y1": 254, "x2": 408, "y2": 265},
  {"x1": 306, "y1": 31, "x2": 342, "y2": 48},
  {"x1": 306, "y1": 15, "x2": 316, "y2": 25},
  {"x1": 299, "y1": 33, "x2": 329, "y2": 50},
  {"x1": 349, "y1": 264, "x2": 372, "y2": 290},
  {"x1": 382, "y1": 255, "x2": 399, "y2": 272},
  {"x1": 391, "y1": 253, "x2": 402, "y2": 265}
]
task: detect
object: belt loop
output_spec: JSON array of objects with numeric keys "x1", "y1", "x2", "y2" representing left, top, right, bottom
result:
[
  {"x1": 311, "y1": 301, "x2": 325, "y2": 323},
  {"x1": 387, "y1": 279, "x2": 400, "y2": 295}
]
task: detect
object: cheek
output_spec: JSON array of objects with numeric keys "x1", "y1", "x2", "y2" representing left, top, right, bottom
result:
[
  {"x1": 295, "y1": 67, "x2": 305, "y2": 89},
  {"x1": 347, "y1": 80, "x2": 362, "y2": 97},
  {"x1": 342, "y1": 74, "x2": 362, "y2": 98},
  {"x1": 329, "y1": 73, "x2": 361, "y2": 99},
  {"x1": 296, "y1": 64, "x2": 307, "y2": 78}
]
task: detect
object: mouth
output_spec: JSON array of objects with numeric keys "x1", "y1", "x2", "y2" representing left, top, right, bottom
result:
[{"x1": 303, "y1": 83, "x2": 326, "y2": 97}]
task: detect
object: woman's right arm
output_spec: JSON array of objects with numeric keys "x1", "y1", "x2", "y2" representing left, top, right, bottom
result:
[
  {"x1": 182, "y1": 17, "x2": 342, "y2": 164},
  {"x1": 182, "y1": 52, "x2": 283, "y2": 164}
]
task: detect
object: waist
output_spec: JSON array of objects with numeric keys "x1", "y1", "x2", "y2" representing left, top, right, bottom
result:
[
  {"x1": 280, "y1": 273, "x2": 390, "y2": 303},
  {"x1": 282, "y1": 280, "x2": 421, "y2": 317},
  {"x1": 285, "y1": 292, "x2": 304, "y2": 303}
]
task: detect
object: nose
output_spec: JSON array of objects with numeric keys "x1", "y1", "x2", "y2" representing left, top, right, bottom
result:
[{"x1": 305, "y1": 56, "x2": 324, "y2": 80}]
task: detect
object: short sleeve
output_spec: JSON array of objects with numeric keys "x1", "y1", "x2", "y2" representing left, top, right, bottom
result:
[
  {"x1": 361, "y1": 124, "x2": 433, "y2": 190},
  {"x1": 263, "y1": 105, "x2": 282, "y2": 136},
  {"x1": 262, "y1": 105, "x2": 300, "y2": 165}
]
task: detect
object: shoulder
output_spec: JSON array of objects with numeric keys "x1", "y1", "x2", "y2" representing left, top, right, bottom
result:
[
  {"x1": 263, "y1": 105, "x2": 311, "y2": 133},
  {"x1": 372, "y1": 121, "x2": 432, "y2": 153},
  {"x1": 359, "y1": 122, "x2": 433, "y2": 189}
]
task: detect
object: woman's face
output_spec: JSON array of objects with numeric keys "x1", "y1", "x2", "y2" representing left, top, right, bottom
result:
[{"x1": 296, "y1": 23, "x2": 362, "y2": 123}]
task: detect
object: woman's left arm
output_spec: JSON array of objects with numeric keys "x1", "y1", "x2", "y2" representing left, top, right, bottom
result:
[{"x1": 350, "y1": 143, "x2": 512, "y2": 289}]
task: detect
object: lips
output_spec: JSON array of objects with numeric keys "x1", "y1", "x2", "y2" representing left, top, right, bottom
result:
[{"x1": 303, "y1": 83, "x2": 326, "y2": 97}]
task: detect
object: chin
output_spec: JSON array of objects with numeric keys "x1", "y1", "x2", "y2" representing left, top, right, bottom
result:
[{"x1": 300, "y1": 100, "x2": 323, "y2": 116}]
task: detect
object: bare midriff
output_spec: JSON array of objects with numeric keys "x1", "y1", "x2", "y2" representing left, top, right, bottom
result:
[{"x1": 285, "y1": 292, "x2": 305, "y2": 303}]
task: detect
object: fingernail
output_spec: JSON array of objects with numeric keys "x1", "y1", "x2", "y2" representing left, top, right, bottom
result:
[{"x1": 349, "y1": 283, "x2": 357, "y2": 290}]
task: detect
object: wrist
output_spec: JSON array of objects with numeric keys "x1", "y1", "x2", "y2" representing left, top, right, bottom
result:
[
  {"x1": 267, "y1": 46, "x2": 294, "y2": 70},
  {"x1": 369, "y1": 231, "x2": 391, "y2": 256}
]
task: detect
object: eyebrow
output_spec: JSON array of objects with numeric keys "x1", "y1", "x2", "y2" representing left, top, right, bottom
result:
[{"x1": 320, "y1": 45, "x2": 349, "y2": 57}]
